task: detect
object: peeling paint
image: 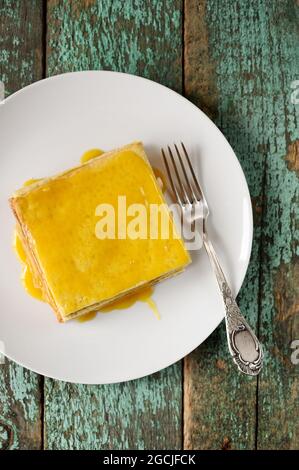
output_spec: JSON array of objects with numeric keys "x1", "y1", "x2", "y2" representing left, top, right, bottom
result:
[
  {"x1": 274, "y1": 259, "x2": 299, "y2": 323},
  {"x1": 1, "y1": 0, "x2": 298, "y2": 451},
  {"x1": 184, "y1": 0, "x2": 218, "y2": 119},
  {"x1": 221, "y1": 436, "x2": 232, "y2": 450},
  {"x1": 0, "y1": 0, "x2": 43, "y2": 450},
  {"x1": 47, "y1": 0, "x2": 182, "y2": 92},
  {"x1": 44, "y1": 0, "x2": 183, "y2": 450},
  {"x1": 184, "y1": 0, "x2": 299, "y2": 451},
  {"x1": 285, "y1": 140, "x2": 299, "y2": 175}
]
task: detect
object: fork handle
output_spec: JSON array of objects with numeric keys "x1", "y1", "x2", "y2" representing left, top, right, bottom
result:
[{"x1": 202, "y1": 232, "x2": 263, "y2": 376}]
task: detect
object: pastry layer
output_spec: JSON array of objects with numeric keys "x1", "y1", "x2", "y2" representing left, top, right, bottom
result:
[{"x1": 10, "y1": 142, "x2": 191, "y2": 321}]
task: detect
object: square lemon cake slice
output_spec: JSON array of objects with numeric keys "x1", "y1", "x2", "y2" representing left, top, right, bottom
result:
[{"x1": 10, "y1": 142, "x2": 191, "y2": 322}]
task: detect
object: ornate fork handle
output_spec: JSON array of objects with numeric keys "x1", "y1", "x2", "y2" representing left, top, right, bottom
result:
[
  {"x1": 202, "y1": 231, "x2": 263, "y2": 376},
  {"x1": 161, "y1": 143, "x2": 263, "y2": 375}
]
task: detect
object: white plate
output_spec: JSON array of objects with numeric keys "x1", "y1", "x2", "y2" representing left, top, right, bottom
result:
[{"x1": 0, "y1": 71, "x2": 252, "y2": 384}]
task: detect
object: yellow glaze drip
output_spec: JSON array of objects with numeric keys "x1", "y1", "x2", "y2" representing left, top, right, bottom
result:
[
  {"x1": 100, "y1": 286, "x2": 154, "y2": 312},
  {"x1": 80, "y1": 148, "x2": 105, "y2": 164},
  {"x1": 78, "y1": 286, "x2": 160, "y2": 322},
  {"x1": 77, "y1": 310, "x2": 97, "y2": 323},
  {"x1": 14, "y1": 231, "x2": 44, "y2": 301},
  {"x1": 14, "y1": 231, "x2": 27, "y2": 263},
  {"x1": 22, "y1": 266, "x2": 44, "y2": 301},
  {"x1": 142, "y1": 293, "x2": 161, "y2": 320}
]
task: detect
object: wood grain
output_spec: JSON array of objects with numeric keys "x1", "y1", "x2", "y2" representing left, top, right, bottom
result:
[
  {"x1": 256, "y1": 0, "x2": 299, "y2": 449},
  {"x1": 0, "y1": 366, "x2": 42, "y2": 449},
  {"x1": 0, "y1": 0, "x2": 44, "y2": 96},
  {"x1": 44, "y1": 0, "x2": 183, "y2": 450},
  {"x1": 46, "y1": 0, "x2": 182, "y2": 92},
  {"x1": 184, "y1": 0, "x2": 218, "y2": 119},
  {"x1": 1, "y1": 0, "x2": 298, "y2": 450},
  {"x1": 0, "y1": 0, "x2": 44, "y2": 450},
  {"x1": 183, "y1": 0, "x2": 299, "y2": 450},
  {"x1": 44, "y1": 369, "x2": 182, "y2": 450},
  {"x1": 183, "y1": 0, "x2": 261, "y2": 449}
]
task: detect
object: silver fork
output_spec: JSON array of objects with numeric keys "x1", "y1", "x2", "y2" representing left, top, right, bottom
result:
[{"x1": 161, "y1": 142, "x2": 263, "y2": 376}]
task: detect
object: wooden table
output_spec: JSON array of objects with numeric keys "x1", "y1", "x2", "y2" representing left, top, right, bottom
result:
[{"x1": 0, "y1": 0, "x2": 298, "y2": 450}]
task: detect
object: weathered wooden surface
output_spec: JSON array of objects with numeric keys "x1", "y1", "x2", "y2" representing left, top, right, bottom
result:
[
  {"x1": 44, "y1": 0, "x2": 183, "y2": 450},
  {"x1": 184, "y1": 0, "x2": 299, "y2": 450},
  {"x1": 256, "y1": 0, "x2": 299, "y2": 449},
  {"x1": 0, "y1": 0, "x2": 44, "y2": 450},
  {"x1": 183, "y1": 0, "x2": 262, "y2": 449},
  {"x1": 46, "y1": 0, "x2": 182, "y2": 93},
  {"x1": 44, "y1": 369, "x2": 182, "y2": 450},
  {"x1": 1, "y1": 0, "x2": 298, "y2": 450},
  {"x1": 0, "y1": 0, "x2": 44, "y2": 96}
]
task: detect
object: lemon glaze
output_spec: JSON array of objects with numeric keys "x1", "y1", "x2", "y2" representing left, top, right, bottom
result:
[
  {"x1": 11, "y1": 143, "x2": 190, "y2": 321},
  {"x1": 13, "y1": 149, "x2": 162, "y2": 320}
]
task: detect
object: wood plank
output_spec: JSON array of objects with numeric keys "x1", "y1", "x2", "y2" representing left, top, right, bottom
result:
[
  {"x1": 0, "y1": 0, "x2": 44, "y2": 96},
  {"x1": 45, "y1": 369, "x2": 182, "y2": 449},
  {"x1": 0, "y1": 0, "x2": 44, "y2": 449},
  {"x1": 183, "y1": 0, "x2": 263, "y2": 449},
  {"x1": 0, "y1": 366, "x2": 42, "y2": 449},
  {"x1": 46, "y1": 0, "x2": 182, "y2": 92},
  {"x1": 256, "y1": 0, "x2": 299, "y2": 450},
  {"x1": 44, "y1": 0, "x2": 183, "y2": 450},
  {"x1": 184, "y1": 0, "x2": 299, "y2": 450}
]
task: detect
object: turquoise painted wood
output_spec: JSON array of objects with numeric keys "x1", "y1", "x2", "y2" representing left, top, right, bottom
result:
[
  {"x1": 45, "y1": 369, "x2": 182, "y2": 449},
  {"x1": 0, "y1": 0, "x2": 43, "y2": 96},
  {"x1": 44, "y1": 0, "x2": 183, "y2": 450},
  {"x1": 0, "y1": 0, "x2": 43, "y2": 450},
  {"x1": 184, "y1": 0, "x2": 299, "y2": 450},
  {"x1": 254, "y1": 0, "x2": 299, "y2": 449},
  {"x1": 0, "y1": 0, "x2": 298, "y2": 449},
  {"x1": 184, "y1": 0, "x2": 260, "y2": 449},
  {"x1": 46, "y1": 0, "x2": 182, "y2": 93}
]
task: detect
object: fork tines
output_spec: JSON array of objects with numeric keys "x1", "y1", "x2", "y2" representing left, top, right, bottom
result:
[{"x1": 161, "y1": 142, "x2": 202, "y2": 206}]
